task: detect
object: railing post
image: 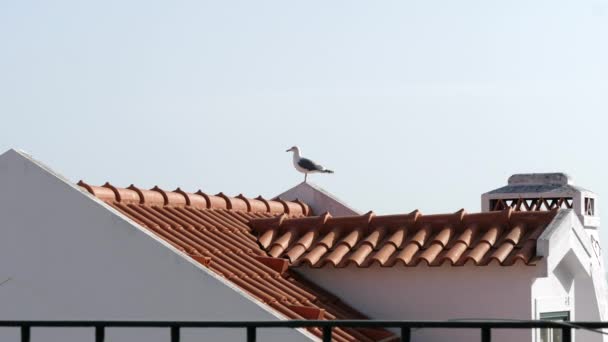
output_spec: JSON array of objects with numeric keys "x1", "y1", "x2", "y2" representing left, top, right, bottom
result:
[
  {"x1": 247, "y1": 326, "x2": 256, "y2": 342},
  {"x1": 95, "y1": 325, "x2": 105, "y2": 342},
  {"x1": 400, "y1": 326, "x2": 411, "y2": 342},
  {"x1": 481, "y1": 327, "x2": 491, "y2": 342},
  {"x1": 21, "y1": 326, "x2": 30, "y2": 342},
  {"x1": 171, "y1": 326, "x2": 180, "y2": 342},
  {"x1": 322, "y1": 326, "x2": 332, "y2": 342},
  {"x1": 562, "y1": 327, "x2": 572, "y2": 342}
]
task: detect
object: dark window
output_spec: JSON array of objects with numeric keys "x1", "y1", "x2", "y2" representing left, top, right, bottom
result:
[
  {"x1": 540, "y1": 311, "x2": 570, "y2": 342},
  {"x1": 585, "y1": 197, "x2": 595, "y2": 216}
]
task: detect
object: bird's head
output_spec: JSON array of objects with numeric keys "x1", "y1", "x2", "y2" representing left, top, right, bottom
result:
[{"x1": 285, "y1": 146, "x2": 300, "y2": 153}]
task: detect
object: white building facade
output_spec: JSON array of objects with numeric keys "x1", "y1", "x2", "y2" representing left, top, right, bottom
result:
[
  {"x1": 0, "y1": 147, "x2": 606, "y2": 342},
  {"x1": 294, "y1": 173, "x2": 608, "y2": 342}
]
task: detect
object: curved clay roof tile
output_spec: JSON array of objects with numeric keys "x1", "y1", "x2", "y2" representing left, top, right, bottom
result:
[
  {"x1": 369, "y1": 212, "x2": 417, "y2": 229},
  {"x1": 393, "y1": 243, "x2": 421, "y2": 265},
  {"x1": 409, "y1": 226, "x2": 431, "y2": 248},
  {"x1": 205, "y1": 193, "x2": 228, "y2": 210},
  {"x1": 463, "y1": 242, "x2": 492, "y2": 265},
  {"x1": 249, "y1": 214, "x2": 286, "y2": 233},
  {"x1": 489, "y1": 242, "x2": 516, "y2": 264},
  {"x1": 440, "y1": 242, "x2": 468, "y2": 265},
  {"x1": 150, "y1": 186, "x2": 170, "y2": 206},
  {"x1": 501, "y1": 225, "x2": 524, "y2": 245},
  {"x1": 293, "y1": 199, "x2": 311, "y2": 216},
  {"x1": 180, "y1": 190, "x2": 208, "y2": 208},
  {"x1": 78, "y1": 181, "x2": 116, "y2": 202},
  {"x1": 172, "y1": 188, "x2": 191, "y2": 206},
  {"x1": 285, "y1": 231, "x2": 318, "y2": 261},
  {"x1": 114, "y1": 184, "x2": 148, "y2": 204},
  {"x1": 418, "y1": 243, "x2": 445, "y2": 266},
  {"x1": 235, "y1": 194, "x2": 252, "y2": 212},
  {"x1": 215, "y1": 192, "x2": 233, "y2": 210},
  {"x1": 268, "y1": 230, "x2": 295, "y2": 258},
  {"x1": 254, "y1": 196, "x2": 271, "y2": 212},
  {"x1": 478, "y1": 226, "x2": 502, "y2": 246},
  {"x1": 194, "y1": 190, "x2": 212, "y2": 208},
  {"x1": 369, "y1": 243, "x2": 397, "y2": 266},
  {"x1": 281, "y1": 215, "x2": 328, "y2": 231},
  {"x1": 77, "y1": 180, "x2": 94, "y2": 194},
  {"x1": 431, "y1": 227, "x2": 453, "y2": 248},
  {"x1": 344, "y1": 244, "x2": 375, "y2": 267},
  {"x1": 267, "y1": 199, "x2": 287, "y2": 214},
  {"x1": 101, "y1": 182, "x2": 120, "y2": 201}
]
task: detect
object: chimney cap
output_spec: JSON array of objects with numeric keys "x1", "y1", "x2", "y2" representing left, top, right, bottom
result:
[{"x1": 508, "y1": 173, "x2": 573, "y2": 186}]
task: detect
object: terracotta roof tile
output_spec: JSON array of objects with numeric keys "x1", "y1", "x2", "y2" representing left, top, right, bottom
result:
[
  {"x1": 251, "y1": 208, "x2": 557, "y2": 268},
  {"x1": 79, "y1": 181, "x2": 393, "y2": 342}
]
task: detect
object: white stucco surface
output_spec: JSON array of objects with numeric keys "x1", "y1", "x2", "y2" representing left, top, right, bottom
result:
[
  {"x1": 275, "y1": 182, "x2": 359, "y2": 217},
  {"x1": 298, "y1": 264, "x2": 537, "y2": 342},
  {"x1": 0, "y1": 149, "x2": 314, "y2": 342},
  {"x1": 534, "y1": 209, "x2": 607, "y2": 342}
]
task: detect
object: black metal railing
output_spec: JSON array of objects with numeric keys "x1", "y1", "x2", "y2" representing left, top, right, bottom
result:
[{"x1": 1, "y1": 319, "x2": 606, "y2": 342}]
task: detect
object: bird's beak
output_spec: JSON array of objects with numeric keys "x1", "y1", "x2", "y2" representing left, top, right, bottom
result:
[{"x1": 285, "y1": 148, "x2": 291, "y2": 152}]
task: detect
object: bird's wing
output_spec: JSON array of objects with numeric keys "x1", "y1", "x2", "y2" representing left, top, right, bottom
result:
[{"x1": 298, "y1": 158, "x2": 324, "y2": 171}]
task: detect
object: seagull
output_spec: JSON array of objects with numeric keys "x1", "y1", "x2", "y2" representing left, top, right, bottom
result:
[{"x1": 286, "y1": 146, "x2": 334, "y2": 182}]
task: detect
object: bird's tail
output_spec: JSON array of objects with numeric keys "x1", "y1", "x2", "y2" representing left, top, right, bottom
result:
[{"x1": 323, "y1": 169, "x2": 334, "y2": 174}]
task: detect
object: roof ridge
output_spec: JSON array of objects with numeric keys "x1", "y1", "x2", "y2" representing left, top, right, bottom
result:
[
  {"x1": 251, "y1": 208, "x2": 558, "y2": 232},
  {"x1": 78, "y1": 181, "x2": 310, "y2": 216}
]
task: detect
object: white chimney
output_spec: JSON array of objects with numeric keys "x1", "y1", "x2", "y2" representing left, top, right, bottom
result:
[{"x1": 481, "y1": 172, "x2": 600, "y2": 233}]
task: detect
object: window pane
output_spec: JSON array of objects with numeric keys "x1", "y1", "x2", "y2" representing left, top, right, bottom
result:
[
  {"x1": 554, "y1": 329, "x2": 562, "y2": 342},
  {"x1": 540, "y1": 328, "x2": 550, "y2": 342},
  {"x1": 540, "y1": 311, "x2": 569, "y2": 342}
]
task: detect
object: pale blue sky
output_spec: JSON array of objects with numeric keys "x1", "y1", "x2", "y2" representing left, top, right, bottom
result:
[{"x1": 2, "y1": 0, "x2": 608, "y2": 256}]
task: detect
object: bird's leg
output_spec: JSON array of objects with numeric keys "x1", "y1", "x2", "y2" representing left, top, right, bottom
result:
[{"x1": 304, "y1": 174, "x2": 307, "y2": 182}]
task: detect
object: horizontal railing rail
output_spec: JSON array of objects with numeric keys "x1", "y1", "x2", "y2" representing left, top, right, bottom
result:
[{"x1": 0, "y1": 319, "x2": 606, "y2": 342}]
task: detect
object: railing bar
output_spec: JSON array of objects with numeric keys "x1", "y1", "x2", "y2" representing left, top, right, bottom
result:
[
  {"x1": 562, "y1": 326, "x2": 572, "y2": 342},
  {"x1": 95, "y1": 325, "x2": 105, "y2": 342},
  {"x1": 247, "y1": 326, "x2": 256, "y2": 342},
  {"x1": 21, "y1": 326, "x2": 30, "y2": 342},
  {"x1": 0, "y1": 320, "x2": 607, "y2": 328},
  {"x1": 400, "y1": 326, "x2": 411, "y2": 342},
  {"x1": 171, "y1": 326, "x2": 180, "y2": 342},
  {"x1": 481, "y1": 327, "x2": 491, "y2": 342},
  {"x1": 322, "y1": 326, "x2": 332, "y2": 342}
]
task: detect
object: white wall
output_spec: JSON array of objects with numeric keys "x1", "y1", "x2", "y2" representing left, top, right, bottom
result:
[
  {"x1": 0, "y1": 150, "x2": 314, "y2": 342},
  {"x1": 534, "y1": 211, "x2": 607, "y2": 342},
  {"x1": 573, "y1": 273, "x2": 603, "y2": 342},
  {"x1": 275, "y1": 182, "x2": 359, "y2": 216},
  {"x1": 531, "y1": 257, "x2": 605, "y2": 342},
  {"x1": 298, "y1": 264, "x2": 541, "y2": 342}
]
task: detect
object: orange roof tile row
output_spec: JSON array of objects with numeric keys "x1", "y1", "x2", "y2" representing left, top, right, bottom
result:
[
  {"x1": 78, "y1": 181, "x2": 310, "y2": 216},
  {"x1": 80, "y1": 182, "x2": 395, "y2": 342},
  {"x1": 250, "y1": 208, "x2": 557, "y2": 268}
]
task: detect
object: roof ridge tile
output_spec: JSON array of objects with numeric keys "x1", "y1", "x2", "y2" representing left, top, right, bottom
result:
[
  {"x1": 173, "y1": 188, "x2": 191, "y2": 206},
  {"x1": 80, "y1": 182, "x2": 309, "y2": 216}
]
